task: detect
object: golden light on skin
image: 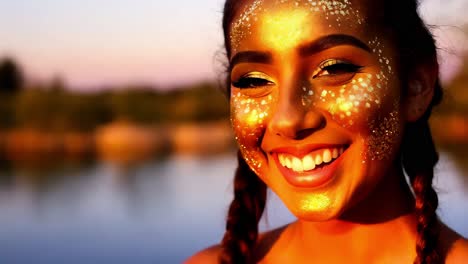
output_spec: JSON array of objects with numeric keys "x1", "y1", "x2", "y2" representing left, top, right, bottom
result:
[
  {"x1": 228, "y1": 1, "x2": 409, "y2": 223},
  {"x1": 231, "y1": 91, "x2": 275, "y2": 174},
  {"x1": 230, "y1": 0, "x2": 263, "y2": 55},
  {"x1": 260, "y1": 9, "x2": 310, "y2": 52},
  {"x1": 230, "y1": 1, "x2": 401, "y2": 167},
  {"x1": 298, "y1": 36, "x2": 400, "y2": 162},
  {"x1": 230, "y1": 0, "x2": 365, "y2": 54},
  {"x1": 367, "y1": 101, "x2": 401, "y2": 161},
  {"x1": 299, "y1": 193, "x2": 332, "y2": 212}
]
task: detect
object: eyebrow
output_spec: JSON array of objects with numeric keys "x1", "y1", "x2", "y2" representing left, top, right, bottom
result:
[
  {"x1": 230, "y1": 34, "x2": 371, "y2": 68},
  {"x1": 298, "y1": 34, "x2": 371, "y2": 56},
  {"x1": 230, "y1": 51, "x2": 272, "y2": 69}
]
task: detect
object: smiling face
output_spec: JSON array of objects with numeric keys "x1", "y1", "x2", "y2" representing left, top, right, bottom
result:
[{"x1": 229, "y1": 0, "x2": 405, "y2": 221}]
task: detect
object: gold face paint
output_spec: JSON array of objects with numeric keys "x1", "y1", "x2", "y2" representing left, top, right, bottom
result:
[
  {"x1": 230, "y1": 0, "x2": 364, "y2": 54},
  {"x1": 229, "y1": 0, "x2": 404, "y2": 220},
  {"x1": 302, "y1": 36, "x2": 400, "y2": 161},
  {"x1": 299, "y1": 193, "x2": 332, "y2": 212},
  {"x1": 231, "y1": 90, "x2": 276, "y2": 175},
  {"x1": 261, "y1": 9, "x2": 310, "y2": 52}
]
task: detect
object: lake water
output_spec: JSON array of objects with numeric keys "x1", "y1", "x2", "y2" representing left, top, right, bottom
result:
[{"x1": 0, "y1": 149, "x2": 467, "y2": 264}]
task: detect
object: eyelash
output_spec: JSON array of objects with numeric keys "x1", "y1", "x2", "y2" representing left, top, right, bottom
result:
[
  {"x1": 311, "y1": 59, "x2": 363, "y2": 79},
  {"x1": 232, "y1": 72, "x2": 275, "y2": 89},
  {"x1": 232, "y1": 60, "x2": 362, "y2": 89}
]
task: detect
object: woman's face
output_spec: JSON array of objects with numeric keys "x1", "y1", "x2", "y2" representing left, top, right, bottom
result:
[{"x1": 229, "y1": 0, "x2": 404, "y2": 221}]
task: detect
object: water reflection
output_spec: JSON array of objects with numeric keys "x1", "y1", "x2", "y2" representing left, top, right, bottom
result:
[{"x1": 0, "y1": 148, "x2": 466, "y2": 263}]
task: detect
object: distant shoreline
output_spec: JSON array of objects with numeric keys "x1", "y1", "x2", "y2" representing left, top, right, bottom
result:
[
  {"x1": 0, "y1": 115, "x2": 467, "y2": 163},
  {"x1": 0, "y1": 120, "x2": 235, "y2": 164}
]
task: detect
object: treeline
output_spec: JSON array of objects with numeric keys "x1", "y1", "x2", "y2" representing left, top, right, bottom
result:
[
  {"x1": 0, "y1": 83, "x2": 230, "y2": 132},
  {"x1": 1, "y1": 53, "x2": 467, "y2": 134}
]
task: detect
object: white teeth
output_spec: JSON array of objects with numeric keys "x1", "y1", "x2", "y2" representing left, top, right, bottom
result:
[
  {"x1": 323, "y1": 149, "x2": 332, "y2": 163},
  {"x1": 279, "y1": 154, "x2": 285, "y2": 165},
  {"x1": 278, "y1": 146, "x2": 346, "y2": 172},
  {"x1": 332, "y1": 148, "x2": 338, "y2": 159},
  {"x1": 302, "y1": 155, "x2": 315, "y2": 171},
  {"x1": 314, "y1": 154, "x2": 322, "y2": 165},
  {"x1": 292, "y1": 157, "x2": 303, "y2": 172},
  {"x1": 285, "y1": 157, "x2": 292, "y2": 169}
]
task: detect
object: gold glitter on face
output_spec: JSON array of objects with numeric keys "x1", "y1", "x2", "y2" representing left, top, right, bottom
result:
[
  {"x1": 230, "y1": 0, "x2": 264, "y2": 55},
  {"x1": 367, "y1": 101, "x2": 401, "y2": 161},
  {"x1": 229, "y1": 0, "x2": 405, "y2": 220},
  {"x1": 299, "y1": 193, "x2": 331, "y2": 212},
  {"x1": 298, "y1": 36, "x2": 400, "y2": 162},
  {"x1": 231, "y1": 90, "x2": 276, "y2": 174},
  {"x1": 230, "y1": 0, "x2": 364, "y2": 54},
  {"x1": 261, "y1": 9, "x2": 310, "y2": 52}
]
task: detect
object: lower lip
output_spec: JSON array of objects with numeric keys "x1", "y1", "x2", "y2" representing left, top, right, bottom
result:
[{"x1": 274, "y1": 151, "x2": 345, "y2": 188}]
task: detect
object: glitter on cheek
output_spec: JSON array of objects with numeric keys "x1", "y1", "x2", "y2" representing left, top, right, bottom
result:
[
  {"x1": 362, "y1": 38, "x2": 401, "y2": 161},
  {"x1": 315, "y1": 74, "x2": 381, "y2": 129},
  {"x1": 366, "y1": 100, "x2": 401, "y2": 161},
  {"x1": 299, "y1": 36, "x2": 399, "y2": 162},
  {"x1": 301, "y1": 85, "x2": 316, "y2": 107},
  {"x1": 231, "y1": 91, "x2": 274, "y2": 174}
]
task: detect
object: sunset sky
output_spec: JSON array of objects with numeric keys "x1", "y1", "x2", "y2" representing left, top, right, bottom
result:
[{"x1": 0, "y1": 0, "x2": 467, "y2": 91}]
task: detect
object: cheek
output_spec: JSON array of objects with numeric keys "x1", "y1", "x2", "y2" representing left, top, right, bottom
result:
[
  {"x1": 318, "y1": 74, "x2": 389, "y2": 129},
  {"x1": 301, "y1": 38, "x2": 402, "y2": 161},
  {"x1": 230, "y1": 90, "x2": 274, "y2": 175}
]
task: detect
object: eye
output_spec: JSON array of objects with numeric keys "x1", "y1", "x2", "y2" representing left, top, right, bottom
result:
[
  {"x1": 232, "y1": 72, "x2": 275, "y2": 89},
  {"x1": 312, "y1": 59, "x2": 363, "y2": 79}
]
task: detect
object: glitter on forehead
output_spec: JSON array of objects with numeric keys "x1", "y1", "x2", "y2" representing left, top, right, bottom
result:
[
  {"x1": 261, "y1": 9, "x2": 309, "y2": 51},
  {"x1": 230, "y1": 0, "x2": 364, "y2": 54},
  {"x1": 230, "y1": 0, "x2": 264, "y2": 55}
]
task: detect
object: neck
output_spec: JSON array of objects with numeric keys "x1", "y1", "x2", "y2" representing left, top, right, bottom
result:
[
  {"x1": 340, "y1": 163, "x2": 415, "y2": 224},
  {"x1": 287, "y1": 164, "x2": 418, "y2": 260}
]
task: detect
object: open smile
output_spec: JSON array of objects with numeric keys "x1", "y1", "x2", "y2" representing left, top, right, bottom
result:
[{"x1": 272, "y1": 144, "x2": 349, "y2": 188}]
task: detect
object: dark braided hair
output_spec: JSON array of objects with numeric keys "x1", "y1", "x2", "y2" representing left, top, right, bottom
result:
[
  {"x1": 220, "y1": 152, "x2": 267, "y2": 264},
  {"x1": 386, "y1": 0, "x2": 443, "y2": 263},
  {"x1": 220, "y1": 0, "x2": 443, "y2": 263}
]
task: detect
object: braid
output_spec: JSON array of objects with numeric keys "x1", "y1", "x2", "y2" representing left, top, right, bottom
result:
[
  {"x1": 219, "y1": 151, "x2": 267, "y2": 264},
  {"x1": 385, "y1": 0, "x2": 444, "y2": 262},
  {"x1": 402, "y1": 81, "x2": 443, "y2": 264}
]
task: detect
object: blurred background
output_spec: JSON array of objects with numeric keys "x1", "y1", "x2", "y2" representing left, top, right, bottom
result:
[{"x1": 0, "y1": 0, "x2": 467, "y2": 263}]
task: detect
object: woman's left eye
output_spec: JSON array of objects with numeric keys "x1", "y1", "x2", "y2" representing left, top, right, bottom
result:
[{"x1": 312, "y1": 59, "x2": 363, "y2": 79}]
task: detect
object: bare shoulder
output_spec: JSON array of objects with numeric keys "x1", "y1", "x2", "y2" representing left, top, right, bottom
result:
[
  {"x1": 439, "y1": 223, "x2": 468, "y2": 263},
  {"x1": 445, "y1": 236, "x2": 468, "y2": 264},
  {"x1": 184, "y1": 244, "x2": 222, "y2": 264}
]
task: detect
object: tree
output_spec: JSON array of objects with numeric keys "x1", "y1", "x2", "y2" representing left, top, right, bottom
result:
[{"x1": 0, "y1": 57, "x2": 24, "y2": 93}]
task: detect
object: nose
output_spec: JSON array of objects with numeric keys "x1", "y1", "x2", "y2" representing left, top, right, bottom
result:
[{"x1": 268, "y1": 90, "x2": 325, "y2": 140}]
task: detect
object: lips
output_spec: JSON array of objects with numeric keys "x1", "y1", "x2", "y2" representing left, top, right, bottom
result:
[{"x1": 271, "y1": 144, "x2": 348, "y2": 188}]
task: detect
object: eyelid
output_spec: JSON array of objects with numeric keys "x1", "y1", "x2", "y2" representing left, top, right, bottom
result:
[
  {"x1": 241, "y1": 71, "x2": 274, "y2": 82},
  {"x1": 311, "y1": 59, "x2": 356, "y2": 78}
]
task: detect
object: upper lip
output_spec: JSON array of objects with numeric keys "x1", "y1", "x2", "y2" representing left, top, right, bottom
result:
[{"x1": 270, "y1": 143, "x2": 349, "y2": 158}]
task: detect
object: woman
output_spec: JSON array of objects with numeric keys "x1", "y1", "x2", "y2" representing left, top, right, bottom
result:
[{"x1": 188, "y1": 0, "x2": 468, "y2": 263}]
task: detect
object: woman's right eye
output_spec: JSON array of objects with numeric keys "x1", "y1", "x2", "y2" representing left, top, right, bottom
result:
[{"x1": 232, "y1": 72, "x2": 275, "y2": 89}]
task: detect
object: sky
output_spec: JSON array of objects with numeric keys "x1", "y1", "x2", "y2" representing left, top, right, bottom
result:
[{"x1": 0, "y1": 0, "x2": 467, "y2": 91}]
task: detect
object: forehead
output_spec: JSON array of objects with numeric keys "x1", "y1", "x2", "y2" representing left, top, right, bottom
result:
[{"x1": 230, "y1": 0, "x2": 374, "y2": 54}]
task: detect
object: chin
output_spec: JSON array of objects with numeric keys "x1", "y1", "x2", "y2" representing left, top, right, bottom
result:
[
  {"x1": 293, "y1": 210, "x2": 339, "y2": 222},
  {"x1": 278, "y1": 189, "x2": 345, "y2": 222}
]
